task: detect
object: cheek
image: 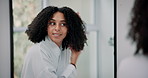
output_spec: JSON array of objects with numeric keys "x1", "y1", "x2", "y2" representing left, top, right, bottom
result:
[
  {"x1": 47, "y1": 27, "x2": 52, "y2": 35},
  {"x1": 63, "y1": 28, "x2": 68, "y2": 36}
]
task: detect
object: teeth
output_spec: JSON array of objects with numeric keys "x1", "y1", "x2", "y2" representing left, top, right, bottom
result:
[{"x1": 53, "y1": 33, "x2": 61, "y2": 36}]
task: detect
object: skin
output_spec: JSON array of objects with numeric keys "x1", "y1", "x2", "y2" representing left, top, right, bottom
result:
[
  {"x1": 47, "y1": 11, "x2": 80, "y2": 65},
  {"x1": 47, "y1": 12, "x2": 68, "y2": 46}
]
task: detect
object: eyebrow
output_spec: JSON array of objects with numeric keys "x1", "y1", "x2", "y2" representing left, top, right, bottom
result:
[{"x1": 49, "y1": 19, "x2": 66, "y2": 22}]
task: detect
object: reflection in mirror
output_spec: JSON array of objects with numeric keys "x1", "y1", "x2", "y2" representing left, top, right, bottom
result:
[{"x1": 12, "y1": 0, "x2": 114, "y2": 78}]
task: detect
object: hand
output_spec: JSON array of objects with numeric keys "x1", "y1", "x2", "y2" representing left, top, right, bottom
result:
[{"x1": 70, "y1": 47, "x2": 81, "y2": 65}]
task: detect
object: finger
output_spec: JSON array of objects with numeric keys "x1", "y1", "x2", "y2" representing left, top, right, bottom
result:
[{"x1": 76, "y1": 12, "x2": 80, "y2": 17}]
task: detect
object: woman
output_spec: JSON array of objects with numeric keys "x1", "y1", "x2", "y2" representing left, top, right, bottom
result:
[
  {"x1": 118, "y1": 0, "x2": 148, "y2": 78},
  {"x1": 21, "y1": 6, "x2": 87, "y2": 78}
]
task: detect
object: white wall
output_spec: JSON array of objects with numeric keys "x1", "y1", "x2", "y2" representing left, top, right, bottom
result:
[
  {"x1": 0, "y1": 0, "x2": 11, "y2": 78},
  {"x1": 98, "y1": 0, "x2": 114, "y2": 78},
  {"x1": 117, "y1": 0, "x2": 135, "y2": 66},
  {"x1": 49, "y1": 0, "x2": 93, "y2": 25}
]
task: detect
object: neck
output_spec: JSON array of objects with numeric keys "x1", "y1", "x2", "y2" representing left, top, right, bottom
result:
[{"x1": 55, "y1": 42, "x2": 62, "y2": 47}]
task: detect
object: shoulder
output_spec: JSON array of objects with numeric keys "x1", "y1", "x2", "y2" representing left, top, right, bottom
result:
[
  {"x1": 118, "y1": 55, "x2": 148, "y2": 78},
  {"x1": 120, "y1": 54, "x2": 148, "y2": 66},
  {"x1": 119, "y1": 56, "x2": 137, "y2": 65},
  {"x1": 119, "y1": 55, "x2": 139, "y2": 68},
  {"x1": 28, "y1": 43, "x2": 40, "y2": 52},
  {"x1": 118, "y1": 54, "x2": 148, "y2": 73},
  {"x1": 24, "y1": 43, "x2": 40, "y2": 59}
]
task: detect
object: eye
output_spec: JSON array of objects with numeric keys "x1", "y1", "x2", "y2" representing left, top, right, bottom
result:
[
  {"x1": 61, "y1": 23, "x2": 67, "y2": 26},
  {"x1": 48, "y1": 22, "x2": 56, "y2": 26}
]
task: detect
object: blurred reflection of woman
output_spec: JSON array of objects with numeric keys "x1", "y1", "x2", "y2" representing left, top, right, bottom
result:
[{"x1": 118, "y1": 0, "x2": 148, "y2": 78}]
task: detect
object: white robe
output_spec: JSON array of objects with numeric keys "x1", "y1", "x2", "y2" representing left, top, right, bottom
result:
[
  {"x1": 21, "y1": 36, "x2": 77, "y2": 78},
  {"x1": 117, "y1": 54, "x2": 148, "y2": 78}
]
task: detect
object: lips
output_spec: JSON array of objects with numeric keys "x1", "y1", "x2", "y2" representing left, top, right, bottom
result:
[{"x1": 52, "y1": 33, "x2": 62, "y2": 37}]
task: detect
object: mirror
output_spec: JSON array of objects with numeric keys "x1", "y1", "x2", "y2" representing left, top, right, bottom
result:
[{"x1": 12, "y1": 0, "x2": 114, "y2": 78}]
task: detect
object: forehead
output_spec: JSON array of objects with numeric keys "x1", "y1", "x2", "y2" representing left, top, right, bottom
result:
[
  {"x1": 52, "y1": 12, "x2": 65, "y2": 19},
  {"x1": 48, "y1": 12, "x2": 66, "y2": 23}
]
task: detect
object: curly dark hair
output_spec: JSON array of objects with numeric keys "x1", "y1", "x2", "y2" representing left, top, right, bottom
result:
[
  {"x1": 25, "y1": 6, "x2": 87, "y2": 51},
  {"x1": 128, "y1": 0, "x2": 148, "y2": 54}
]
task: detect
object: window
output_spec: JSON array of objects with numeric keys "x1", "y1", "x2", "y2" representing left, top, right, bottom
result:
[{"x1": 13, "y1": 0, "x2": 41, "y2": 78}]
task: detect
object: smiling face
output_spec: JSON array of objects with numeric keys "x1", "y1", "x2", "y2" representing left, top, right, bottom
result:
[{"x1": 47, "y1": 12, "x2": 68, "y2": 46}]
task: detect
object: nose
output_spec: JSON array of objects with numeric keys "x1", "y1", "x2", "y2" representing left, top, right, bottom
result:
[{"x1": 55, "y1": 24, "x2": 61, "y2": 31}]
